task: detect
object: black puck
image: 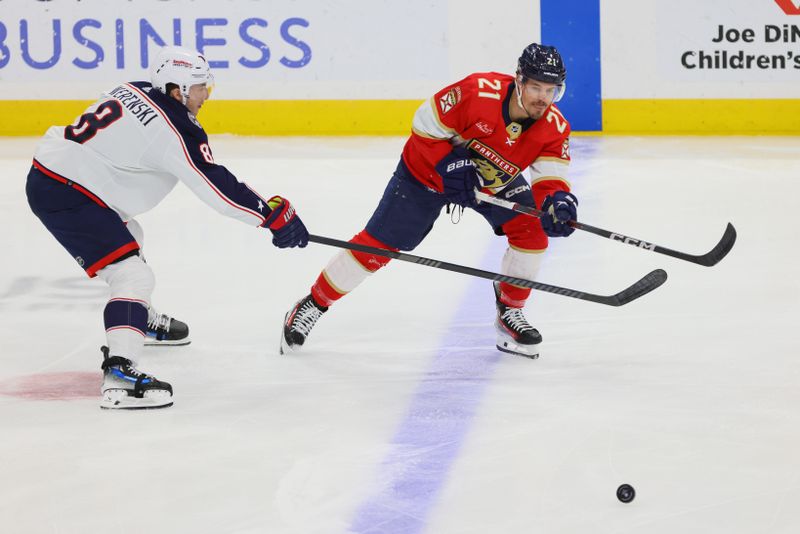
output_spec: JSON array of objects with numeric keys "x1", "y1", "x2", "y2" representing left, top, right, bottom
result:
[{"x1": 616, "y1": 484, "x2": 635, "y2": 503}]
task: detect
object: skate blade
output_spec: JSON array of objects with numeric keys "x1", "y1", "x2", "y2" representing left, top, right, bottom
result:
[
  {"x1": 100, "y1": 389, "x2": 173, "y2": 410},
  {"x1": 279, "y1": 310, "x2": 299, "y2": 355},
  {"x1": 496, "y1": 333, "x2": 540, "y2": 359},
  {"x1": 144, "y1": 337, "x2": 191, "y2": 347},
  {"x1": 279, "y1": 330, "x2": 296, "y2": 355}
]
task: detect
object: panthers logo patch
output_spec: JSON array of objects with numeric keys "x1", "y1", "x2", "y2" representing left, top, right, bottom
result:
[{"x1": 468, "y1": 140, "x2": 521, "y2": 190}]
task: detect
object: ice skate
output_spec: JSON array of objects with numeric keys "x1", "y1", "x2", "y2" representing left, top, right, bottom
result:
[
  {"x1": 99, "y1": 346, "x2": 173, "y2": 410},
  {"x1": 494, "y1": 282, "x2": 542, "y2": 359},
  {"x1": 144, "y1": 309, "x2": 190, "y2": 346},
  {"x1": 280, "y1": 294, "x2": 327, "y2": 354}
]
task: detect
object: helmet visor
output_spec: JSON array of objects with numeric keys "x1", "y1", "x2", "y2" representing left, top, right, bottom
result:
[
  {"x1": 205, "y1": 72, "x2": 215, "y2": 97},
  {"x1": 520, "y1": 77, "x2": 566, "y2": 104},
  {"x1": 553, "y1": 81, "x2": 565, "y2": 103}
]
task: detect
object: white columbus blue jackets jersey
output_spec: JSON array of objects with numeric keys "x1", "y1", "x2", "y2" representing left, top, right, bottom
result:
[{"x1": 33, "y1": 81, "x2": 269, "y2": 226}]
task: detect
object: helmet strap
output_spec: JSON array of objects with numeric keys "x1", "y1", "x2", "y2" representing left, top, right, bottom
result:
[{"x1": 515, "y1": 76, "x2": 534, "y2": 120}]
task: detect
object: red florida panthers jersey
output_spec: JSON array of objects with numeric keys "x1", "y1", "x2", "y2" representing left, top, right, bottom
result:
[{"x1": 402, "y1": 72, "x2": 571, "y2": 207}]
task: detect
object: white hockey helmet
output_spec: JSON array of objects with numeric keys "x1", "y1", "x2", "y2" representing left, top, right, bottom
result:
[{"x1": 150, "y1": 46, "x2": 215, "y2": 102}]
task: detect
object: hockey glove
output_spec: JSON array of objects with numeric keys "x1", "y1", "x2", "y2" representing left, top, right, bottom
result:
[
  {"x1": 435, "y1": 145, "x2": 482, "y2": 207},
  {"x1": 540, "y1": 191, "x2": 578, "y2": 237},
  {"x1": 264, "y1": 196, "x2": 309, "y2": 248}
]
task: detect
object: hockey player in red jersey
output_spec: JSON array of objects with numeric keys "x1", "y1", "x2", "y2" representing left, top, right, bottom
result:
[
  {"x1": 26, "y1": 46, "x2": 309, "y2": 409},
  {"x1": 281, "y1": 43, "x2": 577, "y2": 359}
]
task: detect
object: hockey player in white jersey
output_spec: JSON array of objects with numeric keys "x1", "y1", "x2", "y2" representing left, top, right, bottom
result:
[{"x1": 26, "y1": 46, "x2": 309, "y2": 410}]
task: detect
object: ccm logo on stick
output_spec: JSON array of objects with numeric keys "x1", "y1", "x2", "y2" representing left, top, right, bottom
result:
[
  {"x1": 610, "y1": 233, "x2": 656, "y2": 251},
  {"x1": 504, "y1": 184, "x2": 530, "y2": 198}
]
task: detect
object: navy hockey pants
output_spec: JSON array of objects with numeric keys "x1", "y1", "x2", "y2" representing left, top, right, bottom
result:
[
  {"x1": 365, "y1": 159, "x2": 537, "y2": 251},
  {"x1": 26, "y1": 162, "x2": 140, "y2": 277}
]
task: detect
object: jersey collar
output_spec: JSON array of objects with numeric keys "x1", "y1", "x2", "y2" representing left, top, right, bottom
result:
[{"x1": 502, "y1": 82, "x2": 535, "y2": 131}]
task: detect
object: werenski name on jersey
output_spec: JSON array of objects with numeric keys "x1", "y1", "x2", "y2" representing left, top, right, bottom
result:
[
  {"x1": 107, "y1": 85, "x2": 158, "y2": 126},
  {"x1": 34, "y1": 81, "x2": 269, "y2": 226}
]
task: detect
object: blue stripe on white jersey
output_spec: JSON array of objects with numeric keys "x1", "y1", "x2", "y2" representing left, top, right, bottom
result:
[
  {"x1": 126, "y1": 82, "x2": 269, "y2": 226},
  {"x1": 33, "y1": 81, "x2": 272, "y2": 227}
]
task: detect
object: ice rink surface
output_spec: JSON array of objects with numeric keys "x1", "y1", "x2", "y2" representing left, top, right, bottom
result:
[{"x1": 0, "y1": 135, "x2": 798, "y2": 533}]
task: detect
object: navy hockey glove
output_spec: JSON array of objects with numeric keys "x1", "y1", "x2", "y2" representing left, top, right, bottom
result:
[
  {"x1": 435, "y1": 145, "x2": 482, "y2": 207},
  {"x1": 264, "y1": 196, "x2": 309, "y2": 248},
  {"x1": 540, "y1": 191, "x2": 578, "y2": 237}
]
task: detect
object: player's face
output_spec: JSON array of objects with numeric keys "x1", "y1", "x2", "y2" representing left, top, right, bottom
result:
[
  {"x1": 186, "y1": 83, "x2": 211, "y2": 115},
  {"x1": 519, "y1": 79, "x2": 559, "y2": 118}
]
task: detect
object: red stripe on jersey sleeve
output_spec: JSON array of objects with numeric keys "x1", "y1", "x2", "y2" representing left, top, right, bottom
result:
[{"x1": 125, "y1": 84, "x2": 266, "y2": 226}]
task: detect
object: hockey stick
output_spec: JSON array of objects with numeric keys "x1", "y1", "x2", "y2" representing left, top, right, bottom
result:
[
  {"x1": 475, "y1": 191, "x2": 736, "y2": 267},
  {"x1": 308, "y1": 234, "x2": 666, "y2": 307}
]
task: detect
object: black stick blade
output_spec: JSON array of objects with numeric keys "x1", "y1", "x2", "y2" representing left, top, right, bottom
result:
[
  {"x1": 694, "y1": 223, "x2": 737, "y2": 267},
  {"x1": 603, "y1": 268, "x2": 668, "y2": 307}
]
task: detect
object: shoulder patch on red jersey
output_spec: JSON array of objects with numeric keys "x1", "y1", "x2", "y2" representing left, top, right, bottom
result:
[{"x1": 438, "y1": 87, "x2": 462, "y2": 114}]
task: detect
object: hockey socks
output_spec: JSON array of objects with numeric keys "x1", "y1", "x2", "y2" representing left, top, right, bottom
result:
[
  {"x1": 311, "y1": 230, "x2": 393, "y2": 307},
  {"x1": 494, "y1": 282, "x2": 542, "y2": 359},
  {"x1": 104, "y1": 297, "x2": 148, "y2": 359}
]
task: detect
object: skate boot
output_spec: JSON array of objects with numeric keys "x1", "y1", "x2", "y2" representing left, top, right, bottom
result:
[
  {"x1": 494, "y1": 282, "x2": 542, "y2": 359},
  {"x1": 99, "y1": 346, "x2": 173, "y2": 410},
  {"x1": 280, "y1": 294, "x2": 328, "y2": 354},
  {"x1": 144, "y1": 309, "x2": 190, "y2": 346}
]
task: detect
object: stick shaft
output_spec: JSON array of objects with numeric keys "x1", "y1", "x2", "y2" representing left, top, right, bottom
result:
[
  {"x1": 475, "y1": 191, "x2": 736, "y2": 267},
  {"x1": 308, "y1": 234, "x2": 666, "y2": 306}
]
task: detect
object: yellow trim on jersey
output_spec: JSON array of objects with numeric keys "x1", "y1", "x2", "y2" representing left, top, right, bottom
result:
[
  {"x1": 0, "y1": 99, "x2": 424, "y2": 136},
  {"x1": 534, "y1": 156, "x2": 569, "y2": 165},
  {"x1": 530, "y1": 175, "x2": 571, "y2": 189},
  {"x1": 411, "y1": 126, "x2": 450, "y2": 140},
  {"x1": 428, "y1": 96, "x2": 458, "y2": 136},
  {"x1": 603, "y1": 99, "x2": 800, "y2": 134}
]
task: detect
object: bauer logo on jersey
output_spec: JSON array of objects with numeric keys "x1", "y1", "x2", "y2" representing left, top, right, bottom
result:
[
  {"x1": 561, "y1": 138, "x2": 570, "y2": 159},
  {"x1": 438, "y1": 87, "x2": 462, "y2": 114},
  {"x1": 467, "y1": 140, "x2": 521, "y2": 189}
]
